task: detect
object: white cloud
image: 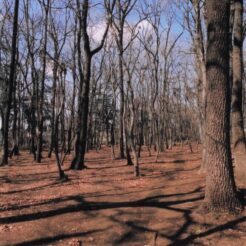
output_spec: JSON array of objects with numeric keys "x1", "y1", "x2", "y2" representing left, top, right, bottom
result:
[
  {"x1": 88, "y1": 19, "x2": 155, "y2": 49},
  {"x1": 136, "y1": 20, "x2": 154, "y2": 34},
  {"x1": 88, "y1": 21, "x2": 108, "y2": 44},
  {"x1": 46, "y1": 61, "x2": 53, "y2": 77}
]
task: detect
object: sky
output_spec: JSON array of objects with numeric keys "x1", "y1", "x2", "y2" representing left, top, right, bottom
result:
[{"x1": 0, "y1": 0, "x2": 197, "y2": 89}]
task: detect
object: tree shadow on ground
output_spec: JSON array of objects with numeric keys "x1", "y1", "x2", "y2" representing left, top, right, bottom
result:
[
  {"x1": 86, "y1": 164, "x2": 127, "y2": 170},
  {"x1": 0, "y1": 186, "x2": 203, "y2": 213},
  {"x1": 14, "y1": 229, "x2": 103, "y2": 246},
  {"x1": 0, "y1": 187, "x2": 204, "y2": 225},
  {"x1": 0, "y1": 180, "x2": 62, "y2": 195},
  {"x1": 168, "y1": 216, "x2": 246, "y2": 246},
  {"x1": 108, "y1": 208, "x2": 246, "y2": 246},
  {"x1": 1, "y1": 184, "x2": 245, "y2": 245}
]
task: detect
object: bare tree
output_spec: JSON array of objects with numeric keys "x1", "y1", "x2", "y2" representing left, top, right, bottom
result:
[
  {"x1": 36, "y1": 0, "x2": 51, "y2": 163},
  {"x1": 123, "y1": 43, "x2": 141, "y2": 176},
  {"x1": 70, "y1": 0, "x2": 115, "y2": 170},
  {"x1": 181, "y1": 0, "x2": 207, "y2": 171},
  {"x1": 47, "y1": 4, "x2": 69, "y2": 158},
  {"x1": 111, "y1": 0, "x2": 137, "y2": 159}
]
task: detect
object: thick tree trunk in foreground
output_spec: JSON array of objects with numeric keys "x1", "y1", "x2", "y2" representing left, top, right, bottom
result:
[
  {"x1": 231, "y1": 0, "x2": 246, "y2": 152},
  {"x1": 1, "y1": 0, "x2": 19, "y2": 165},
  {"x1": 204, "y1": 0, "x2": 242, "y2": 212}
]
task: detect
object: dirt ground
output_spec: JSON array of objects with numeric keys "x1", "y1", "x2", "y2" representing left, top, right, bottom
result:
[{"x1": 0, "y1": 145, "x2": 245, "y2": 246}]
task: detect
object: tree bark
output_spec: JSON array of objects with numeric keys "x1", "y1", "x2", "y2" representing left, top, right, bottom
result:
[{"x1": 203, "y1": 0, "x2": 242, "y2": 212}]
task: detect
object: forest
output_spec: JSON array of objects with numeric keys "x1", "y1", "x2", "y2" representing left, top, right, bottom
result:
[{"x1": 0, "y1": 0, "x2": 245, "y2": 245}]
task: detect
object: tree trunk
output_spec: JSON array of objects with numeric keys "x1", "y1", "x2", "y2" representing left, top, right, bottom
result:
[
  {"x1": 70, "y1": 0, "x2": 114, "y2": 170},
  {"x1": 192, "y1": 0, "x2": 207, "y2": 173},
  {"x1": 231, "y1": 0, "x2": 246, "y2": 152},
  {"x1": 71, "y1": 55, "x2": 91, "y2": 170},
  {"x1": 36, "y1": 0, "x2": 50, "y2": 163},
  {"x1": 118, "y1": 48, "x2": 125, "y2": 159},
  {"x1": 231, "y1": 0, "x2": 246, "y2": 184},
  {"x1": 67, "y1": 66, "x2": 76, "y2": 154},
  {"x1": 124, "y1": 105, "x2": 133, "y2": 166},
  {"x1": 127, "y1": 81, "x2": 139, "y2": 176},
  {"x1": 12, "y1": 56, "x2": 19, "y2": 156},
  {"x1": 1, "y1": 0, "x2": 19, "y2": 165},
  {"x1": 203, "y1": 0, "x2": 242, "y2": 212},
  {"x1": 48, "y1": 61, "x2": 58, "y2": 158}
]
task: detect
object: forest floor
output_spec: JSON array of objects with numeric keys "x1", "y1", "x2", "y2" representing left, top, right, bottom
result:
[{"x1": 0, "y1": 145, "x2": 245, "y2": 246}]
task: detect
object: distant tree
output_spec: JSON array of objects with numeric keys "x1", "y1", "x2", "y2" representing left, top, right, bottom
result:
[
  {"x1": 123, "y1": 46, "x2": 141, "y2": 176},
  {"x1": 182, "y1": 0, "x2": 207, "y2": 171},
  {"x1": 47, "y1": 4, "x2": 69, "y2": 158},
  {"x1": 203, "y1": 0, "x2": 242, "y2": 212},
  {"x1": 111, "y1": 0, "x2": 137, "y2": 159},
  {"x1": 22, "y1": 0, "x2": 40, "y2": 160}
]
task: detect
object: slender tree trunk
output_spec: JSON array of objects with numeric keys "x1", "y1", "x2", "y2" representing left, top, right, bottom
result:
[
  {"x1": 1, "y1": 0, "x2": 19, "y2": 165},
  {"x1": 12, "y1": 58, "x2": 19, "y2": 156},
  {"x1": 30, "y1": 58, "x2": 37, "y2": 160},
  {"x1": 192, "y1": 0, "x2": 207, "y2": 173},
  {"x1": 36, "y1": 0, "x2": 50, "y2": 163},
  {"x1": 48, "y1": 61, "x2": 58, "y2": 158},
  {"x1": 53, "y1": 91, "x2": 67, "y2": 180},
  {"x1": 127, "y1": 81, "x2": 139, "y2": 176},
  {"x1": 30, "y1": 80, "x2": 37, "y2": 160},
  {"x1": 118, "y1": 48, "x2": 125, "y2": 159},
  {"x1": 124, "y1": 101, "x2": 133, "y2": 166},
  {"x1": 111, "y1": 122, "x2": 116, "y2": 159},
  {"x1": 67, "y1": 67, "x2": 76, "y2": 154},
  {"x1": 203, "y1": 0, "x2": 242, "y2": 212}
]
